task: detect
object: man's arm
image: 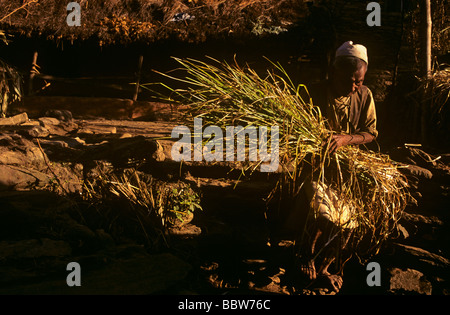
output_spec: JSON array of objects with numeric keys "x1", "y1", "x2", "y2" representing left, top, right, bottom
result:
[
  {"x1": 328, "y1": 132, "x2": 375, "y2": 154},
  {"x1": 328, "y1": 87, "x2": 378, "y2": 154}
]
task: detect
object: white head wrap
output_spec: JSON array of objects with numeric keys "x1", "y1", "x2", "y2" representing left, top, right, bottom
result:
[{"x1": 335, "y1": 41, "x2": 368, "y2": 64}]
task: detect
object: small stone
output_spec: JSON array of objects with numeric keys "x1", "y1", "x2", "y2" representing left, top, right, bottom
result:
[
  {"x1": 389, "y1": 268, "x2": 432, "y2": 295},
  {"x1": 44, "y1": 110, "x2": 73, "y2": 122},
  {"x1": 78, "y1": 125, "x2": 117, "y2": 134},
  {"x1": 168, "y1": 223, "x2": 201, "y2": 237},
  {"x1": 38, "y1": 117, "x2": 60, "y2": 127},
  {"x1": 119, "y1": 133, "x2": 133, "y2": 139},
  {"x1": 26, "y1": 125, "x2": 50, "y2": 138},
  {"x1": 404, "y1": 164, "x2": 433, "y2": 179}
]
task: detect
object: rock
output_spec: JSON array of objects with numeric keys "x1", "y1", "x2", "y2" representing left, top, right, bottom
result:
[
  {"x1": 37, "y1": 137, "x2": 86, "y2": 164},
  {"x1": 43, "y1": 109, "x2": 73, "y2": 122},
  {"x1": 0, "y1": 160, "x2": 82, "y2": 194},
  {"x1": 119, "y1": 132, "x2": 133, "y2": 139},
  {"x1": 0, "y1": 253, "x2": 192, "y2": 294},
  {"x1": 37, "y1": 139, "x2": 70, "y2": 149},
  {"x1": 402, "y1": 164, "x2": 433, "y2": 180},
  {"x1": 0, "y1": 113, "x2": 29, "y2": 126},
  {"x1": 0, "y1": 265, "x2": 41, "y2": 285},
  {"x1": 0, "y1": 164, "x2": 51, "y2": 190},
  {"x1": 21, "y1": 120, "x2": 40, "y2": 126},
  {"x1": 38, "y1": 117, "x2": 60, "y2": 126},
  {"x1": 399, "y1": 212, "x2": 444, "y2": 240},
  {"x1": 40, "y1": 120, "x2": 79, "y2": 137},
  {"x1": 0, "y1": 238, "x2": 72, "y2": 259},
  {"x1": 59, "y1": 219, "x2": 98, "y2": 247},
  {"x1": 401, "y1": 212, "x2": 444, "y2": 227},
  {"x1": 392, "y1": 243, "x2": 450, "y2": 272},
  {"x1": 168, "y1": 223, "x2": 202, "y2": 237},
  {"x1": 78, "y1": 125, "x2": 117, "y2": 134},
  {"x1": 389, "y1": 268, "x2": 432, "y2": 295},
  {"x1": 0, "y1": 130, "x2": 83, "y2": 193},
  {"x1": 25, "y1": 125, "x2": 50, "y2": 138},
  {"x1": 0, "y1": 190, "x2": 101, "y2": 254},
  {"x1": 70, "y1": 137, "x2": 87, "y2": 147},
  {"x1": 80, "y1": 136, "x2": 164, "y2": 167},
  {"x1": 94, "y1": 229, "x2": 116, "y2": 249},
  {"x1": 0, "y1": 133, "x2": 47, "y2": 168}
]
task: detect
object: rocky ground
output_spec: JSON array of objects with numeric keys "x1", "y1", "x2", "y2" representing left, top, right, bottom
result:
[{"x1": 0, "y1": 99, "x2": 449, "y2": 295}]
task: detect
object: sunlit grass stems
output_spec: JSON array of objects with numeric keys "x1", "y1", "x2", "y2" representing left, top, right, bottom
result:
[
  {"x1": 146, "y1": 56, "x2": 411, "y2": 262},
  {"x1": 1, "y1": 30, "x2": 22, "y2": 117},
  {"x1": 0, "y1": 57, "x2": 22, "y2": 117},
  {"x1": 416, "y1": 67, "x2": 450, "y2": 147},
  {"x1": 82, "y1": 165, "x2": 202, "y2": 249}
]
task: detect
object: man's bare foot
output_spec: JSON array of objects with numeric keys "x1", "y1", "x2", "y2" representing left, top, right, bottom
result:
[
  {"x1": 316, "y1": 273, "x2": 343, "y2": 292},
  {"x1": 298, "y1": 258, "x2": 317, "y2": 281}
]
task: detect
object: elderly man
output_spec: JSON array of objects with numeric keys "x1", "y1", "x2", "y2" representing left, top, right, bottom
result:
[{"x1": 295, "y1": 41, "x2": 378, "y2": 292}]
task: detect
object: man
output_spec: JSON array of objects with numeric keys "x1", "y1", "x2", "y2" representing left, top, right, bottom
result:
[
  {"x1": 295, "y1": 41, "x2": 378, "y2": 292},
  {"x1": 314, "y1": 40, "x2": 378, "y2": 152}
]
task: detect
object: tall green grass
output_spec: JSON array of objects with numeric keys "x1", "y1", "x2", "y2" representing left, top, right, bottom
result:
[{"x1": 143, "y1": 56, "x2": 411, "y2": 262}]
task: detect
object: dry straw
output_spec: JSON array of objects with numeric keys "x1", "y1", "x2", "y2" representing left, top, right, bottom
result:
[
  {"x1": 0, "y1": 30, "x2": 22, "y2": 117},
  {"x1": 147, "y1": 56, "x2": 412, "y2": 262}
]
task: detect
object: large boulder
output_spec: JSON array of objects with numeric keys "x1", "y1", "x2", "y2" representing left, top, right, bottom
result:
[
  {"x1": 0, "y1": 164, "x2": 51, "y2": 190},
  {"x1": 0, "y1": 133, "x2": 47, "y2": 168}
]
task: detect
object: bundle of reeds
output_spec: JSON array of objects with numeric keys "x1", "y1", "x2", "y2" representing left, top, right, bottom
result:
[{"x1": 148, "y1": 57, "x2": 411, "y2": 261}]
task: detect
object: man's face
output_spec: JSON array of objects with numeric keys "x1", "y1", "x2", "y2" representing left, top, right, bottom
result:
[{"x1": 332, "y1": 66, "x2": 367, "y2": 97}]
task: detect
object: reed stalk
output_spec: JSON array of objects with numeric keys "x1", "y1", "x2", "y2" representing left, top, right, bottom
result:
[{"x1": 144, "y1": 57, "x2": 412, "y2": 261}]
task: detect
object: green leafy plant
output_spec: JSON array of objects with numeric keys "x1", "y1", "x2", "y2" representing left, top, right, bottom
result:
[
  {"x1": 164, "y1": 185, "x2": 203, "y2": 226},
  {"x1": 82, "y1": 165, "x2": 202, "y2": 248}
]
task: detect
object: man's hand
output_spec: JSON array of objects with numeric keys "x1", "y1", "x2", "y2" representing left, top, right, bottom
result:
[
  {"x1": 327, "y1": 132, "x2": 375, "y2": 154},
  {"x1": 328, "y1": 134, "x2": 351, "y2": 154}
]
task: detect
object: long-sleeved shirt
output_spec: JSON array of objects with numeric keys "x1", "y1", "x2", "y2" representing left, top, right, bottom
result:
[{"x1": 309, "y1": 80, "x2": 378, "y2": 138}]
